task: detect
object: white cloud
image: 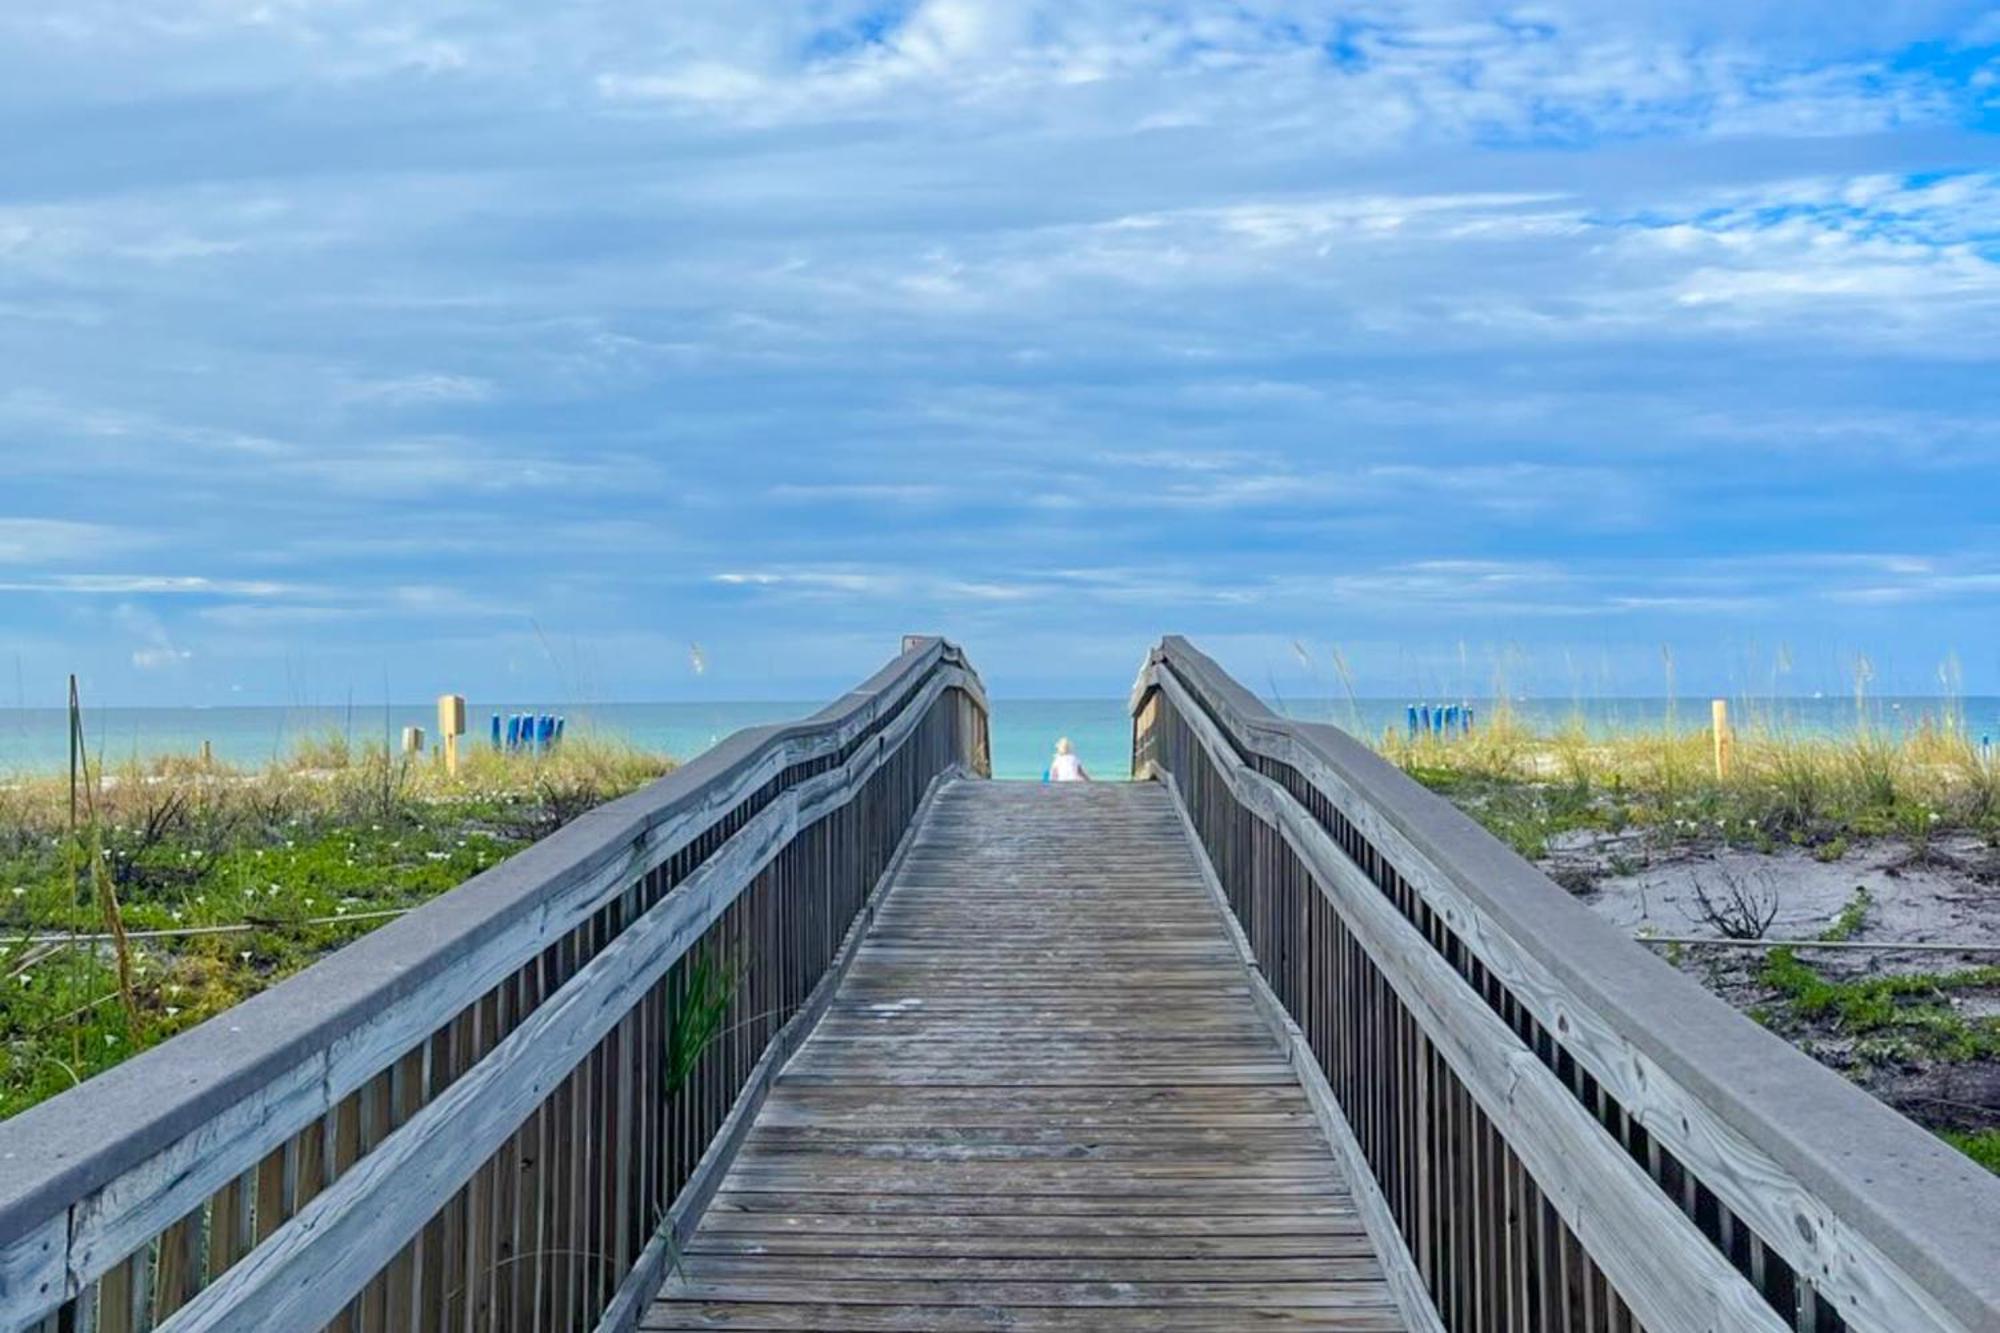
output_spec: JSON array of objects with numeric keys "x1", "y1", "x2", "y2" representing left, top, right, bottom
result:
[
  {"x1": 713, "y1": 568, "x2": 900, "y2": 595},
  {"x1": 197, "y1": 603, "x2": 359, "y2": 628},
  {"x1": 0, "y1": 519, "x2": 146, "y2": 563},
  {"x1": 598, "y1": 63, "x2": 770, "y2": 105},
  {"x1": 116, "y1": 601, "x2": 193, "y2": 670},
  {"x1": 0, "y1": 1, "x2": 1996, "y2": 701},
  {"x1": 340, "y1": 374, "x2": 494, "y2": 406},
  {"x1": 286, "y1": 440, "x2": 637, "y2": 497},
  {"x1": 584, "y1": 0, "x2": 1977, "y2": 151},
  {"x1": 0, "y1": 575, "x2": 294, "y2": 595},
  {"x1": 767, "y1": 483, "x2": 949, "y2": 504},
  {"x1": 132, "y1": 644, "x2": 193, "y2": 669}
]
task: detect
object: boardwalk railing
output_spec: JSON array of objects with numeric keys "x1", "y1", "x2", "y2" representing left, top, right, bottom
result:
[
  {"x1": 0, "y1": 637, "x2": 988, "y2": 1333},
  {"x1": 1134, "y1": 636, "x2": 2000, "y2": 1333}
]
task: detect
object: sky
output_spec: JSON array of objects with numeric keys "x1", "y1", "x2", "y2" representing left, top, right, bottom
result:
[{"x1": 1, "y1": 2, "x2": 1997, "y2": 707}]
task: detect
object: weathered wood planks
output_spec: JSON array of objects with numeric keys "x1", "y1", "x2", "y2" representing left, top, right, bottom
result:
[
  {"x1": 645, "y1": 780, "x2": 1409, "y2": 1331},
  {"x1": 0, "y1": 641, "x2": 991, "y2": 1333},
  {"x1": 1138, "y1": 636, "x2": 2000, "y2": 1333},
  {"x1": 0, "y1": 642, "x2": 988, "y2": 1332}
]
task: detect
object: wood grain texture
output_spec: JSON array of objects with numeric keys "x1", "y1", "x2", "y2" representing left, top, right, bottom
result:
[
  {"x1": 645, "y1": 780, "x2": 1407, "y2": 1331},
  {"x1": 1228, "y1": 710, "x2": 1976, "y2": 1333},
  {"x1": 63, "y1": 664, "x2": 980, "y2": 1333},
  {"x1": 1140, "y1": 638, "x2": 2000, "y2": 1333},
  {"x1": 1143, "y1": 664, "x2": 1789, "y2": 1333},
  {"x1": 1154, "y1": 769, "x2": 1446, "y2": 1333},
  {"x1": 596, "y1": 765, "x2": 967, "y2": 1333},
  {"x1": 0, "y1": 642, "x2": 985, "y2": 1331}
]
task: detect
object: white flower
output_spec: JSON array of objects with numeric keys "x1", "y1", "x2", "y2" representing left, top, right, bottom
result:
[
  {"x1": 239, "y1": 951, "x2": 252, "y2": 962},
  {"x1": 165, "y1": 1006, "x2": 181, "y2": 1018}
]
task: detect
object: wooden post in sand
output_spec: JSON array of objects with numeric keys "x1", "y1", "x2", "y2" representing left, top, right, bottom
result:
[
  {"x1": 1711, "y1": 699, "x2": 1732, "y2": 780},
  {"x1": 400, "y1": 726, "x2": 425, "y2": 756},
  {"x1": 437, "y1": 694, "x2": 466, "y2": 777},
  {"x1": 67, "y1": 674, "x2": 80, "y2": 833}
]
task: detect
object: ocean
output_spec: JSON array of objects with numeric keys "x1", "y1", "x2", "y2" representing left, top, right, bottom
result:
[
  {"x1": 3, "y1": 699, "x2": 1139, "y2": 784},
  {"x1": 11, "y1": 695, "x2": 1999, "y2": 784}
]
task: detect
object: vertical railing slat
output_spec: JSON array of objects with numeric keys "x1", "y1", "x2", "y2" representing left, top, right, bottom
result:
[{"x1": 5, "y1": 648, "x2": 985, "y2": 1333}]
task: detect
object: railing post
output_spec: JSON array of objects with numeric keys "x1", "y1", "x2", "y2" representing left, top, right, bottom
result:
[
  {"x1": 0, "y1": 640, "x2": 990, "y2": 1333},
  {"x1": 1134, "y1": 636, "x2": 2000, "y2": 1333}
]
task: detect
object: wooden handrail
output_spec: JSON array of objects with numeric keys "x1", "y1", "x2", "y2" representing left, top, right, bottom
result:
[
  {"x1": 1135, "y1": 635, "x2": 2000, "y2": 1333},
  {"x1": 0, "y1": 638, "x2": 989, "y2": 1333}
]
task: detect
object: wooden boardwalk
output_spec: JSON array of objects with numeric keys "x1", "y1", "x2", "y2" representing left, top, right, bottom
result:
[
  {"x1": 16, "y1": 639, "x2": 1989, "y2": 1333},
  {"x1": 645, "y1": 779, "x2": 1406, "y2": 1331}
]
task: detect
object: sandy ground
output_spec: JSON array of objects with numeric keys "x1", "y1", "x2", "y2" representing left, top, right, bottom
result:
[
  {"x1": 1552, "y1": 832, "x2": 2000, "y2": 957},
  {"x1": 1538, "y1": 831, "x2": 2000, "y2": 1143}
]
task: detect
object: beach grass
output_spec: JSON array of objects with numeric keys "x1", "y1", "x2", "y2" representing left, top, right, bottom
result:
[
  {"x1": 0, "y1": 734, "x2": 671, "y2": 1118},
  {"x1": 1382, "y1": 702, "x2": 2000, "y2": 859},
  {"x1": 1382, "y1": 706, "x2": 2000, "y2": 1174}
]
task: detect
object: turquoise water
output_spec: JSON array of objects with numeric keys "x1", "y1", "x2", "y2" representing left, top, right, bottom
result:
[
  {"x1": 2, "y1": 698, "x2": 1135, "y2": 783},
  {"x1": 988, "y1": 700, "x2": 1132, "y2": 781},
  {"x1": 8, "y1": 695, "x2": 1996, "y2": 783},
  {"x1": 977, "y1": 695, "x2": 1991, "y2": 779}
]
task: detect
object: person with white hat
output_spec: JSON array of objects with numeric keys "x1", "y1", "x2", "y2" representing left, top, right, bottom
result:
[{"x1": 1046, "y1": 737, "x2": 1090, "y2": 782}]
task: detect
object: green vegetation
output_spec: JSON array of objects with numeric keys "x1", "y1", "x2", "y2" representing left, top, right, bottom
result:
[
  {"x1": 1759, "y1": 948, "x2": 2000, "y2": 1063},
  {"x1": 1819, "y1": 886, "x2": 1871, "y2": 942},
  {"x1": 1942, "y1": 1128, "x2": 2000, "y2": 1174},
  {"x1": 1390, "y1": 712, "x2": 2000, "y2": 1176},
  {"x1": 1756, "y1": 946, "x2": 2000, "y2": 1174},
  {"x1": 1385, "y1": 705, "x2": 2000, "y2": 851},
  {"x1": 0, "y1": 736, "x2": 671, "y2": 1118},
  {"x1": 667, "y1": 944, "x2": 741, "y2": 1090},
  {"x1": 1402, "y1": 766, "x2": 1622, "y2": 862}
]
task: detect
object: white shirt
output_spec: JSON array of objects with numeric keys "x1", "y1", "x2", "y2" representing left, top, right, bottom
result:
[{"x1": 1049, "y1": 753, "x2": 1086, "y2": 782}]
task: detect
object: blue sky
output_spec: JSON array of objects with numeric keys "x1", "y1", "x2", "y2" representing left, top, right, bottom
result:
[{"x1": 2, "y1": 2, "x2": 1998, "y2": 705}]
